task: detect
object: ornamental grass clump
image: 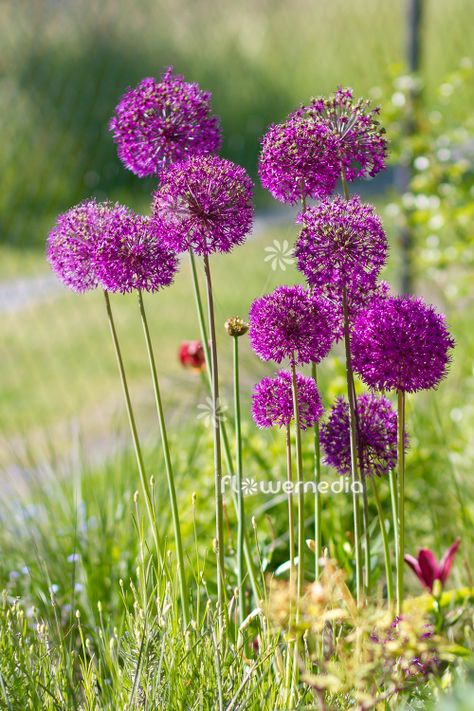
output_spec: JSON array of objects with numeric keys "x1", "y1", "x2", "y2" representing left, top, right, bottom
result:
[{"x1": 43, "y1": 68, "x2": 464, "y2": 710}]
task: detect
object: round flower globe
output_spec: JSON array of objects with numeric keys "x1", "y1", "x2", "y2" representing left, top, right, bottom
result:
[
  {"x1": 248, "y1": 285, "x2": 337, "y2": 366},
  {"x1": 95, "y1": 207, "x2": 178, "y2": 294},
  {"x1": 295, "y1": 87, "x2": 387, "y2": 182},
  {"x1": 320, "y1": 393, "x2": 402, "y2": 478},
  {"x1": 47, "y1": 200, "x2": 119, "y2": 293},
  {"x1": 151, "y1": 155, "x2": 254, "y2": 256},
  {"x1": 351, "y1": 296, "x2": 455, "y2": 393},
  {"x1": 295, "y1": 195, "x2": 387, "y2": 292},
  {"x1": 258, "y1": 115, "x2": 339, "y2": 204},
  {"x1": 109, "y1": 67, "x2": 221, "y2": 178},
  {"x1": 252, "y1": 371, "x2": 323, "y2": 430}
]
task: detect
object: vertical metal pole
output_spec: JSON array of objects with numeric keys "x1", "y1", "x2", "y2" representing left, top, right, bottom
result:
[{"x1": 398, "y1": 0, "x2": 424, "y2": 295}]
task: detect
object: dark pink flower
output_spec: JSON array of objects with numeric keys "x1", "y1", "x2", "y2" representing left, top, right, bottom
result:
[
  {"x1": 405, "y1": 539, "x2": 461, "y2": 592},
  {"x1": 179, "y1": 341, "x2": 205, "y2": 372}
]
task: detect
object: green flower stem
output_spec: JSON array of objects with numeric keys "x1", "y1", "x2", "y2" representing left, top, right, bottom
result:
[
  {"x1": 103, "y1": 290, "x2": 162, "y2": 559},
  {"x1": 232, "y1": 335, "x2": 246, "y2": 630},
  {"x1": 311, "y1": 362, "x2": 322, "y2": 580},
  {"x1": 188, "y1": 248, "x2": 260, "y2": 603},
  {"x1": 283, "y1": 423, "x2": 296, "y2": 707},
  {"x1": 342, "y1": 286, "x2": 363, "y2": 606},
  {"x1": 202, "y1": 253, "x2": 226, "y2": 623},
  {"x1": 137, "y1": 289, "x2": 190, "y2": 628},
  {"x1": 371, "y1": 477, "x2": 394, "y2": 609},
  {"x1": 397, "y1": 389, "x2": 406, "y2": 615},
  {"x1": 389, "y1": 469, "x2": 399, "y2": 601},
  {"x1": 290, "y1": 361, "x2": 305, "y2": 615}
]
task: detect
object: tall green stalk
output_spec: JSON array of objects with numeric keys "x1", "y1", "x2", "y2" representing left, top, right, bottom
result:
[
  {"x1": 103, "y1": 290, "x2": 162, "y2": 559},
  {"x1": 283, "y1": 423, "x2": 297, "y2": 707},
  {"x1": 231, "y1": 333, "x2": 245, "y2": 629},
  {"x1": 290, "y1": 361, "x2": 305, "y2": 612},
  {"x1": 397, "y1": 390, "x2": 406, "y2": 615},
  {"x1": 137, "y1": 289, "x2": 190, "y2": 627},
  {"x1": 371, "y1": 477, "x2": 394, "y2": 609},
  {"x1": 202, "y1": 253, "x2": 226, "y2": 622},
  {"x1": 389, "y1": 469, "x2": 399, "y2": 605},
  {"x1": 189, "y1": 248, "x2": 260, "y2": 603},
  {"x1": 342, "y1": 286, "x2": 363, "y2": 606},
  {"x1": 311, "y1": 362, "x2": 322, "y2": 580}
]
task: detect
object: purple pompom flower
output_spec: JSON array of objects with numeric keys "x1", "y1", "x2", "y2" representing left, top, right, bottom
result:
[
  {"x1": 151, "y1": 155, "x2": 254, "y2": 256},
  {"x1": 47, "y1": 199, "x2": 116, "y2": 293},
  {"x1": 295, "y1": 87, "x2": 387, "y2": 182},
  {"x1": 109, "y1": 67, "x2": 222, "y2": 178},
  {"x1": 352, "y1": 296, "x2": 455, "y2": 393},
  {"x1": 295, "y1": 196, "x2": 387, "y2": 292},
  {"x1": 258, "y1": 115, "x2": 339, "y2": 204},
  {"x1": 95, "y1": 208, "x2": 178, "y2": 294},
  {"x1": 320, "y1": 393, "x2": 401, "y2": 478},
  {"x1": 248, "y1": 285, "x2": 337, "y2": 366},
  {"x1": 252, "y1": 370, "x2": 323, "y2": 430}
]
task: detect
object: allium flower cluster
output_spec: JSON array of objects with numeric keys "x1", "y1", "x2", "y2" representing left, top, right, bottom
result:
[
  {"x1": 252, "y1": 370, "x2": 323, "y2": 430},
  {"x1": 151, "y1": 155, "x2": 254, "y2": 256},
  {"x1": 295, "y1": 87, "x2": 387, "y2": 181},
  {"x1": 352, "y1": 296, "x2": 455, "y2": 393},
  {"x1": 95, "y1": 209, "x2": 178, "y2": 293},
  {"x1": 258, "y1": 116, "x2": 339, "y2": 204},
  {"x1": 248, "y1": 285, "x2": 337, "y2": 365},
  {"x1": 320, "y1": 394, "x2": 401, "y2": 478},
  {"x1": 47, "y1": 200, "x2": 121, "y2": 293},
  {"x1": 109, "y1": 67, "x2": 221, "y2": 178},
  {"x1": 295, "y1": 196, "x2": 387, "y2": 292},
  {"x1": 48, "y1": 200, "x2": 178, "y2": 295}
]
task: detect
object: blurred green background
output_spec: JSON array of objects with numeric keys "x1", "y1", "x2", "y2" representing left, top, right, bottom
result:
[{"x1": 1, "y1": 0, "x2": 473, "y2": 475}]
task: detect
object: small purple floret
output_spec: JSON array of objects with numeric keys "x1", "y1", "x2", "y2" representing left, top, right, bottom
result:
[
  {"x1": 352, "y1": 296, "x2": 455, "y2": 393},
  {"x1": 295, "y1": 87, "x2": 387, "y2": 182},
  {"x1": 109, "y1": 67, "x2": 222, "y2": 178},
  {"x1": 258, "y1": 116, "x2": 339, "y2": 204},
  {"x1": 295, "y1": 196, "x2": 387, "y2": 292},
  {"x1": 248, "y1": 285, "x2": 337, "y2": 366},
  {"x1": 252, "y1": 370, "x2": 323, "y2": 430},
  {"x1": 320, "y1": 393, "x2": 401, "y2": 478},
  {"x1": 151, "y1": 155, "x2": 254, "y2": 256},
  {"x1": 95, "y1": 208, "x2": 178, "y2": 294}
]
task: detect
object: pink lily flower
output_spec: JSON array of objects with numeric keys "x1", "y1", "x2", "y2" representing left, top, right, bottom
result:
[{"x1": 404, "y1": 538, "x2": 461, "y2": 592}]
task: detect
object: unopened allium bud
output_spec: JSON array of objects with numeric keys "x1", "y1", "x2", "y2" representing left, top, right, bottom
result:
[
  {"x1": 133, "y1": 491, "x2": 139, "y2": 503},
  {"x1": 224, "y1": 316, "x2": 249, "y2": 337}
]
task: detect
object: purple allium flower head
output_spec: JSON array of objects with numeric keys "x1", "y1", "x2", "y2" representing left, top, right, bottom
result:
[
  {"x1": 109, "y1": 67, "x2": 222, "y2": 178},
  {"x1": 151, "y1": 155, "x2": 254, "y2": 256},
  {"x1": 295, "y1": 87, "x2": 387, "y2": 182},
  {"x1": 295, "y1": 196, "x2": 387, "y2": 292},
  {"x1": 320, "y1": 393, "x2": 402, "y2": 478},
  {"x1": 252, "y1": 370, "x2": 323, "y2": 430},
  {"x1": 352, "y1": 296, "x2": 455, "y2": 393},
  {"x1": 47, "y1": 199, "x2": 113, "y2": 292},
  {"x1": 248, "y1": 285, "x2": 337, "y2": 366},
  {"x1": 258, "y1": 115, "x2": 339, "y2": 204},
  {"x1": 95, "y1": 207, "x2": 178, "y2": 293}
]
